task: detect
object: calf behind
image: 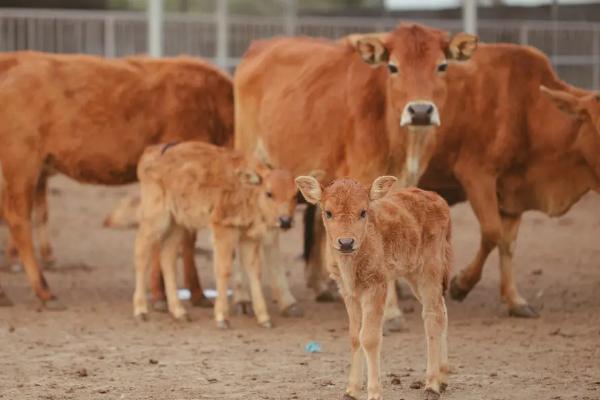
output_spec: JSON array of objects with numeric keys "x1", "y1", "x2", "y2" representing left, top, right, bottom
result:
[{"x1": 296, "y1": 176, "x2": 452, "y2": 400}]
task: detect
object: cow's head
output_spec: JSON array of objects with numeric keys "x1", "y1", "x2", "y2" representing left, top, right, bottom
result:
[
  {"x1": 295, "y1": 175, "x2": 396, "y2": 254},
  {"x1": 349, "y1": 24, "x2": 477, "y2": 184},
  {"x1": 541, "y1": 86, "x2": 600, "y2": 135}
]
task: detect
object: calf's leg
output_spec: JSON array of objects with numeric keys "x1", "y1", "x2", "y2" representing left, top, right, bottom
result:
[
  {"x1": 360, "y1": 285, "x2": 386, "y2": 400},
  {"x1": 342, "y1": 293, "x2": 363, "y2": 399},
  {"x1": 499, "y1": 214, "x2": 538, "y2": 318},
  {"x1": 160, "y1": 225, "x2": 188, "y2": 320},
  {"x1": 133, "y1": 223, "x2": 160, "y2": 319},
  {"x1": 150, "y1": 244, "x2": 167, "y2": 311},
  {"x1": 182, "y1": 230, "x2": 211, "y2": 308},
  {"x1": 239, "y1": 238, "x2": 271, "y2": 327},
  {"x1": 211, "y1": 225, "x2": 236, "y2": 328}
]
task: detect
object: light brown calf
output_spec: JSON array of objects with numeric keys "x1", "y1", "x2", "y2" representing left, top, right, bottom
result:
[
  {"x1": 133, "y1": 141, "x2": 297, "y2": 328},
  {"x1": 296, "y1": 176, "x2": 452, "y2": 400}
]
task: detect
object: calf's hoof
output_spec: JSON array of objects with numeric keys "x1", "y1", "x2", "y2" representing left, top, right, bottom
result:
[
  {"x1": 259, "y1": 319, "x2": 273, "y2": 329},
  {"x1": 315, "y1": 290, "x2": 337, "y2": 303},
  {"x1": 190, "y1": 295, "x2": 213, "y2": 308},
  {"x1": 43, "y1": 299, "x2": 66, "y2": 311},
  {"x1": 341, "y1": 393, "x2": 358, "y2": 400},
  {"x1": 449, "y1": 276, "x2": 470, "y2": 301},
  {"x1": 234, "y1": 301, "x2": 254, "y2": 316},
  {"x1": 440, "y1": 382, "x2": 448, "y2": 392},
  {"x1": 424, "y1": 389, "x2": 440, "y2": 400},
  {"x1": 216, "y1": 320, "x2": 230, "y2": 329},
  {"x1": 152, "y1": 300, "x2": 168, "y2": 312},
  {"x1": 383, "y1": 316, "x2": 408, "y2": 334},
  {"x1": 281, "y1": 303, "x2": 304, "y2": 318},
  {"x1": 135, "y1": 312, "x2": 149, "y2": 322},
  {"x1": 508, "y1": 304, "x2": 539, "y2": 319},
  {"x1": 0, "y1": 293, "x2": 13, "y2": 307},
  {"x1": 172, "y1": 311, "x2": 190, "y2": 322}
]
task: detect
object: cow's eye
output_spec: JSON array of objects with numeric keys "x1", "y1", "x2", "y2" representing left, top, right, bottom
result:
[
  {"x1": 360, "y1": 209, "x2": 367, "y2": 218},
  {"x1": 325, "y1": 210, "x2": 333, "y2": 219},
  {"x1": 265, "y1": 191, "x2": 273, "y2": 198},
  {"x1": 387, "y1": 64, "x2": 398, "y2": 74},
  {"x1": 437, "y1": 62, "x2": 448, "y2": 73}
]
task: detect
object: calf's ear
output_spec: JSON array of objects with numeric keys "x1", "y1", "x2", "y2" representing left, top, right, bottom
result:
[
  {"x1": 237, "y1": 168, "x2": 262, "y2": 186},
  {"x1": 295, "y1": 176, "x2": 322, "y2": 204},
  {"x1": 540, "y1": 85, "x2": 585, "y2": 119},
  {"x1": 370, "y1": 176, "x2": 397, "y2": 201},
  {"x1": 353, "y1": 35, "x2": 389, "y2": 66},
  {"x1": 446, "y1": 33, "x2": 478, "y2": 61}
]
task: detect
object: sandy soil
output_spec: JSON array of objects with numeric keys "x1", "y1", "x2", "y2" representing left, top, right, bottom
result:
[{"x1": 0, "y1": 175, "x2": 599, "y2": 400}]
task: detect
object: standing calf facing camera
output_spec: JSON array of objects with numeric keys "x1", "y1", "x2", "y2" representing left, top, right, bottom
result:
[
  {"x1": 295, "y1": 176, "x2": 452, "y2": 400},
  {"x1": 133, "y1": 141, "x2": 297, "y2": 328}
]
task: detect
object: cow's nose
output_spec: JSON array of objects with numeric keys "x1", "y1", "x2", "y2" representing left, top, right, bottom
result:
[
  {"x1": 401, "y1": 101, "x2": 440, "y2": 127},
  {"x1": 337, "y1": 238, "x2": 355, "y2": 252},
  {"x1": 279, "y1": 216, "x2": 292, "y2": 230}
]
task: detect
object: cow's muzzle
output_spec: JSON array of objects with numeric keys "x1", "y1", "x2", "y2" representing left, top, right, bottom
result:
[
  {"x1": 278, "y1": 216, "x2": 293, "y2": 230},
  {"x1": 400, "y1": 101, "x2": 440, "y2": 127}
]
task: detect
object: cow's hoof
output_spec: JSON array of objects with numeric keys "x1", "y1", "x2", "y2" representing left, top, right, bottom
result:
[
  {"x1": 216, "y1": 320, "x2": 230, "y2": 329},
  {"x1": 424, "y1": 389, "x2": 440, "y2": 400},
  {"x1": 281, "y1": 303, "x2": 304, "y2": 318},
  {"x1": 449, "y1": 276, "x2": 470, "y2": 301},
  {"x1": 0, "y1": 293, "x2": 13, "y2": 307},
  {"x1": 508, "y1": 304, "x2": 539, "y2": 319},
  {"x1": 342, "y1": 393, "x2": 358, "y2": 400},
  {"x1": 234, "y1": 301, "x2": 254, "y2": 316},
  {"x1": 190, "y1": 296, "x2": 213, "y2": 308},
  {"x1": 315, "y1": 290, "x2": 336, "y2": 303},
  {"x1": 152, "y1": 300, "x2": 168, "y2": 312},
  {"x1": 43, "y1": 299, "x2": 66, "y2": 311},
  {"x1": 135, "y1": 313, "x2": 149, "y2": 322},
  {"x1": 383, "y1": 316, "x2": 408, "y2": 334},
  {"x1": 259, "y1": 320, "x2": 273, "y2": 329},
  {"x1": 440, "y1": 382, "x2": 448, "y2": 392}
]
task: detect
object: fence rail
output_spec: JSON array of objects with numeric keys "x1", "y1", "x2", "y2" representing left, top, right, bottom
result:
[{"x1": 0, "y1": 8, "x2": 598, "y2": 88}]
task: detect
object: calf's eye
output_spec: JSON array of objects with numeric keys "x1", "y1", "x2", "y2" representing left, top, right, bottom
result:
[
  {"x1": 325, "y1": 210, "x2": 333, "y2": 219},
  {"x1": 387, "y1": 64, "x2": 398, "y2": 74},
  {"x1": 437, "y1": 62, "x2": 448, "y2": 73},
  {"x1": 360, "y1": 209, "x2": 367, "y2": 218},
  {"x1": 265, "y1": 191, "x2": 273, "y2": 198}
]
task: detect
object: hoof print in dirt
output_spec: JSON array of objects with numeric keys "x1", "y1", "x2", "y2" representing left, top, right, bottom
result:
[
  {"x1": 508, "y1": 304, "x2": 539, "y2": 318},
  {"x1": 43, "y1": 299, "x2": 66, "y2": 311},
  {"x1": 281, "y1": 303, "x2": 304, "y2": 318},
  {"x1": 449, "y1": 277, "x2": 470, "y2": 301},
  {"x1": 152, "y1": 300, "x2": 168, "y2": 312},
  {"x1": 424, "y1": 388, "x2": 440, "y2": 400}
]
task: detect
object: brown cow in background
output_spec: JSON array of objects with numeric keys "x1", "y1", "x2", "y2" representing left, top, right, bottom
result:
[
  {"x1": 0, "y1": 51, "x2": 233, "y2": 308},
  {"x1": 234, "y1": 23, "x2": 477, "y2": 330}
]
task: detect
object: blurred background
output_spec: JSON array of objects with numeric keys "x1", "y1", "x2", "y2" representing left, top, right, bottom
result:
[{"x1": 0, "y1": 0, "x2": 598, "y2": 88}]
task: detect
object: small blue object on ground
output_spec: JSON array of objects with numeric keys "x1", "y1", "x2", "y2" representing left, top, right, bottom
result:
[{"x1": 305, "y1": 341, "x2": 322, "y2": 353}]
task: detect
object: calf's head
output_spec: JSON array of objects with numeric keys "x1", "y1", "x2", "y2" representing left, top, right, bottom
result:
[
  {"x1": 350, "y1": 24, "x2": 477, "y2": 184},
  {"x1": 541, "y1": 86, "x2": 600, "y2": 135},
  {"x1": 296, "y1": 175, "x2": 397, "y2": 254}
]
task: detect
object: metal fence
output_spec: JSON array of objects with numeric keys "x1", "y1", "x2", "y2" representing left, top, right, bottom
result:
[{"x1": 0, "y1": 8, "x2": 598, "y2": 88}]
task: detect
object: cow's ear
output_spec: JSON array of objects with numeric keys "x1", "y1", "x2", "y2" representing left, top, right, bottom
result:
[
  {"x1": 295, "y1": 176, "x2": 322, "y2": 204},
  {"x1": 540, "y1": 86, "x2": 585, "y2": 118},
  {"x1": 354, "y1": 35, "x2": 389, "y2": 66},
  {"x1": 237, "y1": 168, "x2": 262, "y2": 186},
  {"x1": 253, "y1": 139, "x2": 274, "y2": 170},
  {"x1": 370, "y1": 176, "x2": 397, "y2": 201},
  {"x1": 446, "y1": 33, "x2": 478, "y2": 61}
]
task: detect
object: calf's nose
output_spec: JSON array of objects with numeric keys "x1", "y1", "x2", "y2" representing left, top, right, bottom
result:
[
  {"x1": 279, "y1": 216, "x2": 292, "y2": 230},
  {"x1": 337, "y1": 238, "x2": 355, "y2": 252}
]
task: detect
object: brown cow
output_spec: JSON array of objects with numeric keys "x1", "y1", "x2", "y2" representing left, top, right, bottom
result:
[
  {"x1": 133, "y1": 141, "x2": 297, "y2": 327},
  {"x1": 0, "y1": 51, "x2": 233, "y2": 308},
  {"x1": 234, "y1": 24, "x2": 477, "y2": 329},
  {"x1": 416, "y1": 44, "x2": 600, "y2": 317},
  {"x1": 296, "y1": 175, "x2": 452, "y2": 400}
]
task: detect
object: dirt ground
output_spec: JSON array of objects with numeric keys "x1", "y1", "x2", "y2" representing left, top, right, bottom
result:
[{"x1": 0, "y1": 175, "x2": 599, "y2": 400}]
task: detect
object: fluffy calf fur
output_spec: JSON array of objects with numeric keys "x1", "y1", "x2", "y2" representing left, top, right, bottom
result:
[
  {"x1": 296, "y1": 176, "x2": 452, "y2": 400},
  {"x1": 133, "y1": 141, "x2": 297, "y2": 328}
]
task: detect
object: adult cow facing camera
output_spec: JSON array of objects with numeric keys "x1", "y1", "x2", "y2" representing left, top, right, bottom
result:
[{"x1": 234, "y1": 23, "x2": 476, "y2": 328}]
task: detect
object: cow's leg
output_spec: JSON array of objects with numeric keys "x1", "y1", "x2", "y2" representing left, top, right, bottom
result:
[
  {"x1": 33, "y1": 171, "x2": 54, "y2": 267},
  {"x1": 450, "y1": 170, "x2": 501, "y2": 300},
  {"x1": 382, "y1": 280, "x2": 406, "y2": 334},
  {"x1": 263, "y1": 229, "x2": 302, "y2": 317},
  {"x1": 4, "y1": 233, "x2": 20, "y2": 271},
  {"x1": 211, "y1": 225, "x2": 236, "y2": 329},
  {"x1": 342, "y1": 293, "x2": 363, "y2": 399},
  {"x1": 239, "y1": 237, "x2": 271, "y2": 328},
  {"x1": 360, "y1": 284, "x2": 386, "y2": 400},
  {"x1": 149, "y1": 243, "x2": 167, "y2": 312},
  {"x1": 307, "y1": 210, "x2": 337, "y2": 302},
  {"x1": 499, "y1": 214, "x2": 538, "y2": 318},
  {"x1": 3, "y1": 172, "x2": 60, "y2": 308},
  {"x1": 160, "y1": 225, "x2": 187, "y2": 320},
  {"x1": 182, "y1": 230, "x2": 212, "y2": 308}
]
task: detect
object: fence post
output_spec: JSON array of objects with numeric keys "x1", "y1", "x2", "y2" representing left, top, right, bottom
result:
[
  {"x1": 216, "y1": 0, "x2": 228, "y2": 69},
  {"x1": 284, "y1": 0, "x2": 296, "y2": 36},
  {"x1": 462, "y1": 0, "x2": 477, "y2": 35},
  {"x1": 519, "y1": 24, "x2": 528, "y2": 45},
  {"x1": 593, "y1": 28, "x2": 599, "y2": 89},
  {"x1": 104, "y1": 16, "x2": 115, "y2": 58},
  {"x1": 148, "y1": 0, "x2": 164, "y2": 57}
]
